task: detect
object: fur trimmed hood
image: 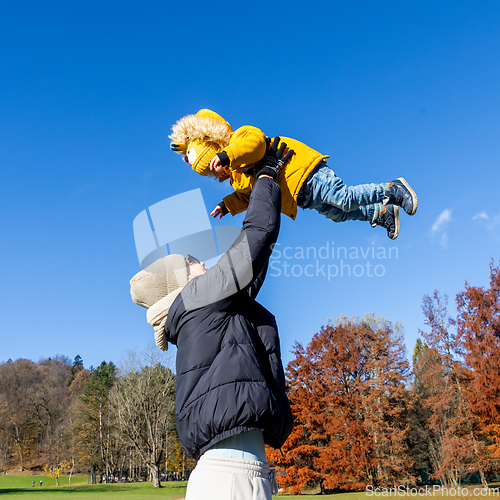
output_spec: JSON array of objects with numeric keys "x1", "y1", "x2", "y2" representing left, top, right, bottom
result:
[{"x1": 169, "y1": 109, "x2": 233, "y2": 155}]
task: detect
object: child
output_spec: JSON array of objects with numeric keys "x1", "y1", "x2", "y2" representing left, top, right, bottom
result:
[{"x1": 169, "y1": 109, "x2": 417, "y2": 240}]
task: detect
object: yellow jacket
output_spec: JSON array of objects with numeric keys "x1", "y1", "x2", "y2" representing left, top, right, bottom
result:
[{"x1": 198, "y1": 110, "x2": 329, "y2": 220}]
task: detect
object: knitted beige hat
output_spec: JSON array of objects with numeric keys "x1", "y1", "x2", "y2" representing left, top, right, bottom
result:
[{"x1": 130, "y1": 254, "x2": 189, "y2": 351}]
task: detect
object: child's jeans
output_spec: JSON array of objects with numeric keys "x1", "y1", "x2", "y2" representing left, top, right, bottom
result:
[{"x1": 298, "y1": 164, "x2": 384, "y2": 223}]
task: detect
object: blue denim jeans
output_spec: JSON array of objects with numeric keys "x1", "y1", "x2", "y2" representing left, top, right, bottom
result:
[{"x1": 298, "y1": 164, "x2": 384, "y2": 223}]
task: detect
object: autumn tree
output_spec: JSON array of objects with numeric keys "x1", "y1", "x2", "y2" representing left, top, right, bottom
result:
[
  {"x1": 0, "y1": 357, "x2": 72, "y2": 471},
  {"x1": 0, "y1": 359, "x2": 39, "y2": 470},
  {"x1": 31, "y1": 357, "x2": 72, "y2": 468},
  {"x1": 165, "y1": 429, "x2": 196, "y2": 478},
  {"x1": 0, "y1": 399, "x2": 8, "y2": 466},
  {"x1": 110, "y1": 348, "x2": 176, "y2": 488},
  {"x1": 412, "y1": 339, "x2": 429, "y2": 393},
  {"x1": 416, "y1": 292, "x2": 490, "y2": 488},
  {"x1": 44, "y1": 459, "x2": 70, "y2": 486},
  {"x1": 456, "y1": 261, "x2": 500, "y2": 462},
  {"x1": 67, "y1": 366, "x2": 90, "y2": 482},
  {"x1": 268, "y1": 315, "x2": 411, "y2": 494},
  {"x1": 406, "y1": 339, "x2": 434, "y2": 483}
]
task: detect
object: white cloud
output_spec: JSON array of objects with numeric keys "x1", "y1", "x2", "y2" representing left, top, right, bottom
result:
[
  {"x1": 471, "y1": 211, "x2": 500, "y2": 238},
  {"x1": 429, "y1": 209, "x2": 452, "y2": 248},
  {"x1": 431, "y1": 209, "x2": 452, "y2": 233},
  {"x1": 472, "y1": 211, "x2": 489, "y2": 221}
]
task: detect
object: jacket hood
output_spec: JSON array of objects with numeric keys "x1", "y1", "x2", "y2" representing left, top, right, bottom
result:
[
  {"x1": 169, "y1": 109, "x2": 233, "y2": 156},
  {"x1": 197, "y1": 109, "x2": 232, "y2": 130}
]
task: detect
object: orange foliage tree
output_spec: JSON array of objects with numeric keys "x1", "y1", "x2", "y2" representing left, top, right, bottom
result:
[
  {"x1": 268, "y1": 315, "x2": 411, "y2": 494},
  {"x1": 456, "y1": 261, "x2": 500, "y2": 462},
  {"x1": 416, "y1": 291, "x2": 491, "y2": 488}
]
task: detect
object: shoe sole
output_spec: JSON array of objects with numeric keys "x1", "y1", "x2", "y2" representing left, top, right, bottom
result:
[
  {"x1": 392, "y1": 206, "x2": 400, "y2": 240},
  {"x1": 396, "y1": 177, "x2": 417, "y2": 216}
]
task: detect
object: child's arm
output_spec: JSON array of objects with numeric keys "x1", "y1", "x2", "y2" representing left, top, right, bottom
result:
[
  {"x1": 210, "y1": 202, "x2": 229, "y2": 219},
  {"x1": 211, "y1": 190, "x2": 251, "y2": 218},
  {"x1": 210, "y1": 138, "x2": 292, "y2": 218},
  {"x1": 214, "y1": 126, "x2": 267, "y2": 171}
]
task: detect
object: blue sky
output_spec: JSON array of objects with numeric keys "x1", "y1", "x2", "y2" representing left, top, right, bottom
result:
[{"x1": 1, "y1": 1, "x2": 499, "y2": 370}]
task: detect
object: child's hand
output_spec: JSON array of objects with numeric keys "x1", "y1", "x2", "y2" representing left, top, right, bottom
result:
[
  {"x1": 211, "y1": 205, "x2": 225, "y2": 219},
  {"x1": 210, "y1": 155, "x2": 230, "y2": 180},
  {"x1": 210, "y1": 155, "x2": 222, "y2": 172},
  {"x1": 210, "y1": 203, "x2": 229, "y2": 219}
]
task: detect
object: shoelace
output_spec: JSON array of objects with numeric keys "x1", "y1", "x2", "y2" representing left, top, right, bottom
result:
[{"x1": 268, "y1": 468, "x2": 287, "y2": 494}]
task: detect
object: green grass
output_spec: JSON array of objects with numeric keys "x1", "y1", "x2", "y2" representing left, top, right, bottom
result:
[
  {"x1": 0, "y1": 474, "x2": 88, "y2": 488},
  {"x1": 0, "y1": 475, "x2": 357, "y2": 499},
  {"x1": 0, "y1": 475, "x2": 187, "y2": 499},
  {"x1": 2, "y1": 475, "x2": 496, "y2": 498},
  {"x1": 279, "y1": 491, "x2": 495, "y2": 499},
  {"x1": 281, "y1": 493, "x2": 368, "y2": 499},
  {"x1": 0, "y1": 475, "x2": 363, "y2": 499}
]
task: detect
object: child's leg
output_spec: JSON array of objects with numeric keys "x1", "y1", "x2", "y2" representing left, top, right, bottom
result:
[
  {"x1": 314, "y1": 202, "x2": 400, "y2": 239},
  {"x1": 300, "y1": 165, "x2": 385, "y2": 213},
  {"x1": 314, "y1": 202, "x2": 383, "y2": 223}
]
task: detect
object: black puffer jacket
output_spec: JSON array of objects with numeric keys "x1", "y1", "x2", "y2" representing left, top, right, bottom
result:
[{"x1": 164, "y1": 177, "x2": 293, "y2": 460}]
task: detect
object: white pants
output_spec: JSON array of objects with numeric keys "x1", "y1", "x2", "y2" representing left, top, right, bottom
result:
[{"x1": 185, "y1": 456, "x2": 273, "y2": 500}]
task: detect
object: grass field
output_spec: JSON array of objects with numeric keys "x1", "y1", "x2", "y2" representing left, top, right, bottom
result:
[
  {"x1": 1, "y1": 474, "x2": 497, "y2": 498},
  {"x1": 0, "y1": 474, "x2": 187, "y2": 499},
  {"x1": 0, "y1": 475, "x2": 366, "y2": 499}
]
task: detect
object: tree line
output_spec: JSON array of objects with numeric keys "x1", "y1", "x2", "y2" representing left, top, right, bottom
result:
[
  {"x1": 1, "y1": 261, "x2": 499, "y2": 493},
  {"x1": 267, "y1": 261, "x2": 500, "y2": 494},
  {"x1": 0, "y1": 348, "x2": 195, "y2": 488}
]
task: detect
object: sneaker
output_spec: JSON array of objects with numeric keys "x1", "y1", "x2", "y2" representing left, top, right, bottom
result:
[
  {"x1": 372, "y1": 205, "x2": 400, "y2": 240},
  {"x1": 384, "y1": 178, "x2": 417, "y2": 216}
]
